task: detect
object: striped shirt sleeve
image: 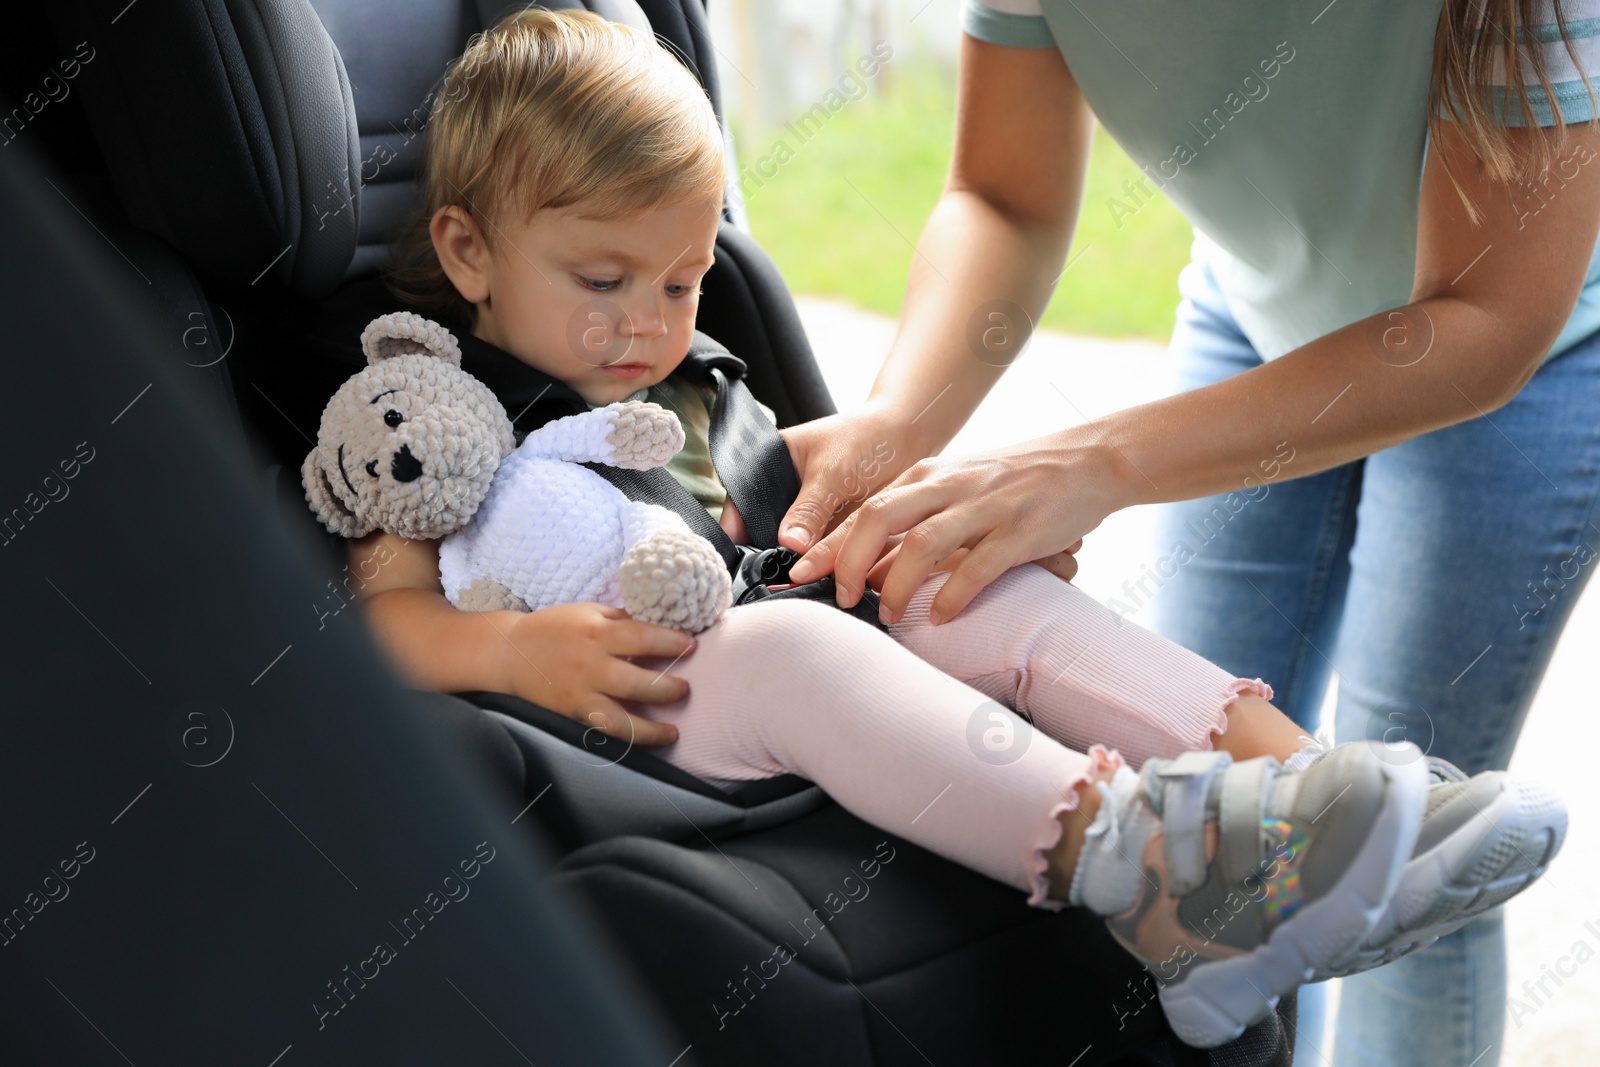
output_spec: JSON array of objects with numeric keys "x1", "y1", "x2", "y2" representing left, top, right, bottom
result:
[
  {"x1": 1442, "y1": 0, "x2": 1600, "y2": 125},
  {"x1": 961, "y1": 0, "x2": 1058, "y2": 49}
]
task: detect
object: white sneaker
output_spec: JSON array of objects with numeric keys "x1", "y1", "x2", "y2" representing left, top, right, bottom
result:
[{"x1": 1313, "y1": 754, "x2": 1566, "y2": 979}]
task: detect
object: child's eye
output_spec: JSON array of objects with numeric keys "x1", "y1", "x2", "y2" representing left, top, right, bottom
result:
[
  {"x1": 578, "y1": 275, "x2": 621, "y2": 292},
  {"x1": 665, "y1": 283, "x2": 701, "y2": 298}
]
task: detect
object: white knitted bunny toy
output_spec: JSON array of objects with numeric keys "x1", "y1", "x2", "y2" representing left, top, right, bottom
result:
[{"x1": 303, "y1": 312, "x2": 731, "y2": 633}]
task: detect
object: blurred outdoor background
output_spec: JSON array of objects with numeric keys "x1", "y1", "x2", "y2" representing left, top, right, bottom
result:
[
  {"x1": 708, "y1": 2, "x2": 1600, "y2": 1064},
  {"x1": 709, "y1": 0, "x2": 1192, "y2": 339}
]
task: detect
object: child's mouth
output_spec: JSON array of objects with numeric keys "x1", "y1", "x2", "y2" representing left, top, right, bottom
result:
[{"x1": 602, "y1": 363, "x2": 649, "y2": 379}]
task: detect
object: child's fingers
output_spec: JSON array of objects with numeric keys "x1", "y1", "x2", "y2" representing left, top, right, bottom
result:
[
  {"x1": 575, "y1": 698, "x2": 678, "y2": 748},
  {"x1": 603, "y1": 616, "x2": 698, "y2": 661},
  {"x1": 604, "y1": 656, "x2": 692, "y2": 706}
]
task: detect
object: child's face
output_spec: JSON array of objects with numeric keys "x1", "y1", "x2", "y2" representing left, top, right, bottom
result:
[{"x1": 455, "y1": 198, "x2": 721, "y2": 407}]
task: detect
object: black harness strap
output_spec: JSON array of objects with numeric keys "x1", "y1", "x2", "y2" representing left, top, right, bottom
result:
[
  {"x1": 578, "y1": 459, "x2": 742, "y2": 573},
  {"x1": 706, "y1": 364, "x2": 801, "y2": 551},
  {"x1": 702, "y1": 354, "x2": 888, "y2": 634}
]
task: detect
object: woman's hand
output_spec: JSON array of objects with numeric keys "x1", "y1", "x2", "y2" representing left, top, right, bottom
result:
[
  {"x1": 718, "y1": 497, "x2": 750, "y2": 545},
  {"x1": 774, "y1": 401, "x2": 928, "y2": 555},
  {"x1": 500, "y1": 602, "x2": 697, "y2": 747},
  {"x1": 788, "y1": 427, "x2": 1125, "y2": 625},
  {"x1": 861, "y1": 535, "x2": 1084, "y2": 595}
]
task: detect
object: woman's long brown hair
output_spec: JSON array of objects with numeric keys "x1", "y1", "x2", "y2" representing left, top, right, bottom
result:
[{"x1": 1431, "y1": 0, "x2": 1599, "y2": 221}]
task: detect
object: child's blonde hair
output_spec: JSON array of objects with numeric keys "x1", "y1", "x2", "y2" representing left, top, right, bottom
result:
[{"x1": 387, "y1": 8, "x2": 726, "y2": 327}]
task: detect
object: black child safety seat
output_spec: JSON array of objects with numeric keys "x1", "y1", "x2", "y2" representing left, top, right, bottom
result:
[{"x1": 11, "y1": 1, "x2": 1297, "y2": 1063}]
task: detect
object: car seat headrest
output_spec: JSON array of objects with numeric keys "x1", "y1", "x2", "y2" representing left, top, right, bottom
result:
[
  {"x1": 494, "y1": 1, "x2": 651, "y2": 35},
  {"x1": 53, "y1": 0, "x2": 660, "y2": 299},
  {"x1": 52, "y1": 0, "x2": 362, "y2": 298}
]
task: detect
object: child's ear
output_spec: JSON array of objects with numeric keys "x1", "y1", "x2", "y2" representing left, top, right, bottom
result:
[{"x1": 431, "y1": 205, "x2": 491, "y2": 306}]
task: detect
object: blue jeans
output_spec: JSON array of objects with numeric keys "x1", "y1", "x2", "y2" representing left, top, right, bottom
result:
[{"x1": 1146, "y1": 253, "x2": 1600, "y2": 1066}]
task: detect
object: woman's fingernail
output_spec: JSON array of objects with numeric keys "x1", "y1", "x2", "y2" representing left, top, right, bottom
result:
[
  {"x1": 789, "y1": 560, "x2": 815, "y2": 582},
  {"x1": 929, "y1": 610, "x2": 944, "y2": 626},
  {"x1": 879, "y1": 604, "x2": 892, "y2": 625},
  {"x1": 785, "y1": 525, "x2": 812, "y2": 548}
]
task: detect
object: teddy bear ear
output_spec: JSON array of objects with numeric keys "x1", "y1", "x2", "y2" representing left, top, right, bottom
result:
[
  {"x1": 302, "y1": 449, "x2": 375, "y2": 538},
  {"x1": 360, "y1": 311, "x2": 462, "y2": 367}
]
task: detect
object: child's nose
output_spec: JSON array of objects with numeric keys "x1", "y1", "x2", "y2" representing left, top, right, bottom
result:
[{"x1": 621, "y1": 295, "x2": 668, "y2": 339}]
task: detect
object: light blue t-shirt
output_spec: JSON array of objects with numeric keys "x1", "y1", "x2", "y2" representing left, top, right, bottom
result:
[{"x1": 965, "y1": 0, "x2": 1600, "y2": 363}]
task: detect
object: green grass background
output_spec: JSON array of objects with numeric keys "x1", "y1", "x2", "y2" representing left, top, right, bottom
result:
[{"x1": 736, "y1": 64, "x2": 1195, "y2": 340}]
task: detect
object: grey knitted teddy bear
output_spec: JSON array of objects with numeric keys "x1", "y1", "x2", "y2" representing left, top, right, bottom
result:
[{"x1": 302, "y1": 312, "x2": 732, "y2": 633}]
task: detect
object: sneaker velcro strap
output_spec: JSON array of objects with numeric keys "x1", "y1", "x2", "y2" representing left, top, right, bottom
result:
[
  {"x1": 1156, "y1": 750, "x2": 1232, "y2": 779},
  {"x1": 1155, "y1": 750, "x2": 1232, "y2": 895},
  {"x1": 1217, "y1": 756, "x2": 1276, "y2": 891}
]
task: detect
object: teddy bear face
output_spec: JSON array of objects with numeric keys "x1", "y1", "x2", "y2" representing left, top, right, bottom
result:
[{"x1": 303, "y1": 352, "x2": 516, "y2": 541}]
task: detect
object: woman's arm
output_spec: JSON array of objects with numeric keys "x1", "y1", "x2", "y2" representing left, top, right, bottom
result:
[
  {"x1": 774, "y1": 33, "x2": 1094, "y2": 554},
  {"x1": 1098, "y1": 118, "x2": 1600, "y2": 509},
  {"x1": 795, "y1": 117, "x2": 1600, "y2": 626},
  {"x1": 348, "y1": 530, "x2": 696, "y2": 745},
  {"x1": 864, "y1": 32, "x2": 1095, "y2": 456}
]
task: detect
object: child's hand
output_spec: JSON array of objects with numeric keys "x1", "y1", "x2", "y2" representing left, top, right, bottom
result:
[{"x1": 501, "y1": 602, "x2": 695, "y2": 747}]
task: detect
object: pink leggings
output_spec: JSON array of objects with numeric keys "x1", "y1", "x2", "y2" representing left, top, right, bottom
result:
[{"x1": 621, "y1": 564, "x2": 1271, "y2": 909}]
